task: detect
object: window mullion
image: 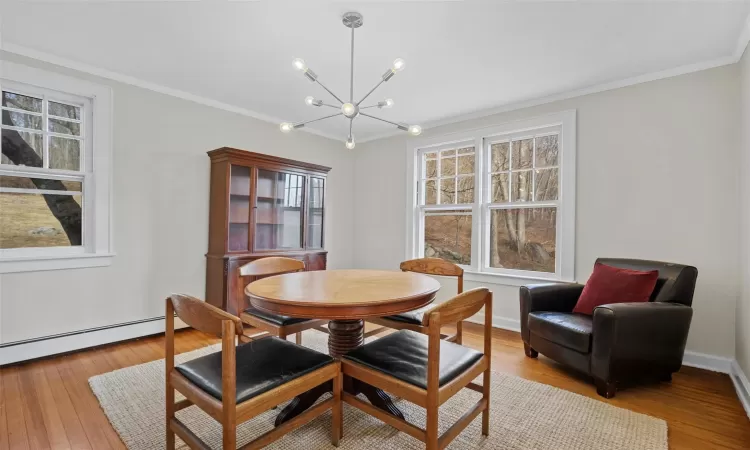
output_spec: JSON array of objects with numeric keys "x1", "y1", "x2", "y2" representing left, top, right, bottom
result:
[{"x1": 42, "y1": 95, "x2": 49, "y2": 169}]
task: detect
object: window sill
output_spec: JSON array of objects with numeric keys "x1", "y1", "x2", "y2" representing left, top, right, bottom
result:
[
  {"x1": 464, "y1": 270, "x2": 576, "y2": 287},
  {"x1": 0, "y1": 253, "x2": 115, "y2": 274}
]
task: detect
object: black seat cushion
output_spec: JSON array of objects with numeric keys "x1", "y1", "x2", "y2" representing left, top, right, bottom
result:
[
  {"x1": 528, "y1": 311, "x2": 593, "y2": 353},
  {"x1": 343, "y1": 330, "x2": 483, "y2": 389},
  {"x1": 382, "y1": 306, "x2": 429, "y2": 325},
  {"x1": 243, "y1": 306, "x2": 312, "y2": 326},
  {"x1": 175, "y1": 336, "x2": 334, "y2": 403}
]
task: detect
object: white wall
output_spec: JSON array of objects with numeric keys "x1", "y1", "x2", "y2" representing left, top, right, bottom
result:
[
  {"x1": 354, "y1": 65, "x2": 740, "y2": 358},
  {"x1": 738, "y1": 48, "x2": 750, "y2": 376},
  {"x1": 0, "y1": 51, "x2": 355, "y2": 344}
]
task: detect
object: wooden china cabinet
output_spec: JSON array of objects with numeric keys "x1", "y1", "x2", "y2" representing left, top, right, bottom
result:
[{"x1": 205, "y1": 147, "x2": 330, "y2": 315}]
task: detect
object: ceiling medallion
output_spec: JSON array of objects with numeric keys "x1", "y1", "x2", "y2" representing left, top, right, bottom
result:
[{"x1": 280, "y1": 11, "x2": 422, "y2": 149}]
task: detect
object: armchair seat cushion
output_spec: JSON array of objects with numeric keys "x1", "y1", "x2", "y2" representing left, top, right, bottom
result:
[
  {"x1": 343, "y1": 330, "x2": 483, "y2": 389},
  {"x1": 175, "y1": 336, "x2": 334, "y2": 403},
  {"x1": 382, "y1": 306, "x2": 430, "y2": 325},
  {"x1": 528, "y1": 312, "x2": 593, "y2": 353},
  {"x1": 243, "y1": 306, "x2": 312, "y2": 326}
]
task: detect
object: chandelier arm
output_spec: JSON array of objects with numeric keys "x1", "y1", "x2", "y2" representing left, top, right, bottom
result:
[
  {"x1": 321, "y1": 103, "x2": 340, "y2": 110},
  {"x1": 360, "y1": 112, "x2": 408, "y2": 131},
  {"x1": 315, "y1": 79, "x2": 345, "y2": 105},
  {"x1": 349, "y1": 118, "x2": 353, "y2": 138},
  {"x1": 294, "y1": 113, "x2": 341, "y2": 127},
  {"x1": 356, "y1": 79, "x2": 385, "y2": 106},
  {"x1": 359, "y1": 105, "x2": 380, "y2": 110}
]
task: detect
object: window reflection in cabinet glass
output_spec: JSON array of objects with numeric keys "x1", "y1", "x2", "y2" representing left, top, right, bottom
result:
[
  {"x1": 308, "y1": 177, "x2": 325, "y2": 249},
  {"x1": 255, "y1": 169, "x2": 304, "y2": 250}
]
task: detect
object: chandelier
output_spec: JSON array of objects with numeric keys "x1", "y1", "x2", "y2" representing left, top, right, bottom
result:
[{"x1": 279, "y1": 12, "x2": 422, "y2": 149}]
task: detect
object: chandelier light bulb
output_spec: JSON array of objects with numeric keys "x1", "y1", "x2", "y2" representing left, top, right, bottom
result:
[
  {"x1": 345, "y1": 138, "x2": 356, "y2": 150},
  {"x1": 392, "y1": 58, "x2": 406, "y2": 72},
  {"x1": 408, "y1": 125, "x2": 422, "y2": 136},
  {"x1": 341, "y1": 102, "x2": 358, "y2": 118},
  {"x1": 292, "y1": 58, "x2": 307, "y2": 72},
  {"x1": 305, "y1": 96, "x2": 315, "y2": 106},
  {"x1": 384, "y1": 98, "x2": 394, "y2": 108},
  {"x1": 280, "y1": 122, "x2": 294, "y2": 133}
]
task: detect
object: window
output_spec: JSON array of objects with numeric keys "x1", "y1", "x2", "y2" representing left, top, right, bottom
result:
[
  {"x1": 0, "y1": 62, "x2": 113, "y2": 273},
  {"x1": 408, "y1": 111, "x2": 576, "y2": 282}
]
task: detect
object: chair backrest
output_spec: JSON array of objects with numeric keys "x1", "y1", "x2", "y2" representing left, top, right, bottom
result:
[
  {"x1": 422, "y1": 287, "x2": 491, "y2": 329},
  {"x1": 167, "y1": 294, "x2": 243, "y2": 337},
  {"x1": 595, "y1": 258, "x2": 698, "y2": 306},
  {"x1": 400, "y1": 257, "x2": 464, "y2": 294},
  {"x1": 239, "y1": 256, "x2": 305, "y2": 277}
]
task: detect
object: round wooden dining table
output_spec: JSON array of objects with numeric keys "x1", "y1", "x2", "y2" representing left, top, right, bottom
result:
[{"x1": 245, "y1": 269, "x2": 440, "y2": 426}]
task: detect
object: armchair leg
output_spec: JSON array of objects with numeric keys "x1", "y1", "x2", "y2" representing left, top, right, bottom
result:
[
  {"x1": 660, "y1": 372, "x2": 673, "y2": 382},
  {"x1": 595, "y1": 379, "x2": 616, "y2": 399},
  {"x1": 523, "y1": 343, "x2": 538, "y2": 358}
]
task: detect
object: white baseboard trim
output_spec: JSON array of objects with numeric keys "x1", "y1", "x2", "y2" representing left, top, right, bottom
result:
[
  {"x1": 466, "y1": 313, "x2": 521, "y2": 333},
  {"x1": 0, "y1": 317, "x2": 187, "y2": 366},
  {"x1": 730, "y1": 361, "x2": 750, "y2": 419},
  {"x1": 682, "y1": 350, "x2": 733, "y2": 374}
]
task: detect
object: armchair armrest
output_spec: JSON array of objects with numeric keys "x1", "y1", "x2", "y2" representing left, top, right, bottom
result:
[
  {"x1": 519, "y1": 283, "x2": 584, "y2": 342},
  {"x1": 591, "y1": 302, "x2": 693, "y2": 383}
]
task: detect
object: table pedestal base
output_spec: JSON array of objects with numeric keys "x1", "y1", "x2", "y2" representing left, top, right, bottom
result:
[{"x1": 274, "y1": 319, "x2": 405, "y2": 427}]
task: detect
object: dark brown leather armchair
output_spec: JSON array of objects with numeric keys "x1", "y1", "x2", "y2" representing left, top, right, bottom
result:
[{"x1": 520, "y1": 258, "x2": 697, "y2": 398}]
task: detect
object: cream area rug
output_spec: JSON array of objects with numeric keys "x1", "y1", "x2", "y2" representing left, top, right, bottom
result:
[{"x1": 89, "y1": 331, "x2": 667, "y2": 450}]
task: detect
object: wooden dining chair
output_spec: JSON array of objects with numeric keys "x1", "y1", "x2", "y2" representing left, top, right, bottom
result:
[
  {"x1": 166, "y1": 294, "x2": 342, "y2": 450},
  {"x1": 366, "y1": 257, "x2": 465, "y2": 343},
  {"x1": 239, "y1": 257, "x2": 328, "y2": 344},
  {"x1": 341, "y1": 287, "x2": 491, "y2": 449}
]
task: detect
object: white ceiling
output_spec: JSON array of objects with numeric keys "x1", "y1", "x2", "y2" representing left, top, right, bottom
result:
[{"x1": 2, "y1": 1, "x2": 749, "y2": 142}]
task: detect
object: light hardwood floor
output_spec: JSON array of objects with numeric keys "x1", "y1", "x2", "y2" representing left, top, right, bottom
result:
[{"x1": 0, "y1": 323, "x2": 747, "y2": 449}]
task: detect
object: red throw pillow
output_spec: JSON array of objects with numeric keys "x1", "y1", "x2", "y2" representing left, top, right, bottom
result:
[{"x1": 572, "y1": 263, "x2": 659, "y2": 315}]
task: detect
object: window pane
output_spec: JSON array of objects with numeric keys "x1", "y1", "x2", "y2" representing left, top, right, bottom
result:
[
  {"x1": 0, "y1": 176, "x2": 81, "y2": 192},
  {"x1": 424, "y1": 210, "x2": 471, "y2": 265},
  {"x1": 2, "y1": 91, "x2": 42, "y2": 113},
  {"x1": 2, "y1": 111, "x2": 42, "y2": 130},
  {"x1": 489, "y1": 207, "x2": 556, "y2": 273},
  {"x1": 535, "y1": 168, "x2": 559, "y2": 201},
  {"x1": 440, "y1": 153, "x2": 455, "y2": 177},
  {"x1": 491, "y1": 173, "x2": 509, "y2": 203},
  {"x1": 0, "y1": 192, "x2": 83, "y2": 248},
  {"x1": 458, "y1": 147, "x2": 473, "y2": 155},
  {"x1": 535, "y1": 135, "x2": 558, "y2": 167},
  {"x1": 457, "y1": 176, "x2": 474, "y2": 203},
  {"x1": 425, "y1": 155, "x2": 437, "y2": 178},
  {"x1": 425, "y1": 179, "x2": 437, "y2": 205},
  {"x1": 511, "y1": 170, "x2": 532, "y2": 202},
  {"x1": 49, "y1": 118, "x2": 81, "y2": 136},
  {"x1": 49, "y1": 136, "x2": 81, "y2": 171},
  {"x1": 490, "y1": 142, "x2": 509, "y2": 172},
  {"x1": 439, "y1": 178, "x2": 455, "y2": 204},
  {"x1": 457, "y1": 154, "x2": 474, "y2": 175},
  {"x1": 1, "y1": 129, "x2": 43, "y2": 167},
  {"x1": 49, "y1": 101, "x2": 81, "y2": 120},
  {"x1": 511, "y1": 138, "x2": 533, "y2": 169}
]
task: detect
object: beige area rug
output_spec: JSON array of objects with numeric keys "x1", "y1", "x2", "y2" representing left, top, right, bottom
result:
[{"x1": 89, "y1": 331, "x2": 667, "y2": 450}]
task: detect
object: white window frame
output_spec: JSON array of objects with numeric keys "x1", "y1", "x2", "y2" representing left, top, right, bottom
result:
[
  {"x1": 405, "y1": 110, "x2": 576, "y2": 284},
  {"x1": 0, "y1": 61, "x2": 113, "y2": 273}
]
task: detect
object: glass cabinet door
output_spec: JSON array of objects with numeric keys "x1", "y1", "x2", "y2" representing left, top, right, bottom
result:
[
  {"x1": 228, "y1": 165, "x2": 250, "y2": 251},
  {"x1": 254, "y1": 169, "x2": 305, "y2": 250},
  {"x1": 307, "y1": 177, "x2": 325, "y2": 249}
]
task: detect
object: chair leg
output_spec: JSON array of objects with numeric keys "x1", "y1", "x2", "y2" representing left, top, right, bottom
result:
[
  {"x1": 166, "y1": 384, "x2": 175, "y2": 449},
  {"x1": 332, "y1": 369, "x2": 343, "y2": 446},
  {"x1": 455, "y1": 321, "x2": 463, "y2": 345},
  {"x1": 523, "y1": 343, "x2": 538, "y2": 358},
  {"x1": 296, "y1": 332, "x2": 302, "y2": 345},
  {"x1": 426, "y1": 405, "x2": 439, "y2": 450},
  {"x1": 482, "y1": 369, "x2": 490, "y2": 436},
  {"x1": 595, "y1": 379, "x2": 616, "y2": 399},
  {"x1": 223, "y1": 421, "x2": 236, "y2": 450}
]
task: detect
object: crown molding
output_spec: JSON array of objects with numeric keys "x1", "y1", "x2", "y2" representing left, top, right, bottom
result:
[
  {"x1": 0, "y1": 42, "x2": 342, "y2": 143},
  {"x1": 359, "y1": 54, "x2": 737, "y2": 144}
]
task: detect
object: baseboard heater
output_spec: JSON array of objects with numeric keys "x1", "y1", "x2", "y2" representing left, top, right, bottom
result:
[{"x1": 0, "y1": 315, "x2": 187, "y2": 366}]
